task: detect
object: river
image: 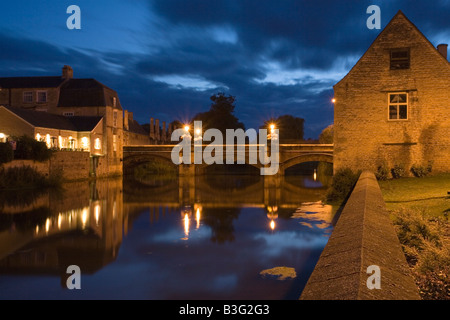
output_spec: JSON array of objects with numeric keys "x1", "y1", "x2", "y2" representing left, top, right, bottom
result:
[{"x1": 0, "y1": 172, "x2": 335, "y2": 300}]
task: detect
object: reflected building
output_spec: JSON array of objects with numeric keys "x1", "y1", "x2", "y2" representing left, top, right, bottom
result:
[{"x1": 0, "y1": 179, "x2": 125, "y2": 286}]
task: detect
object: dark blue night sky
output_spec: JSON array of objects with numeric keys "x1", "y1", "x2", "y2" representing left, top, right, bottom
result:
[{"x1": 1, "y1": 1, "x2": 449, "y2": 138}]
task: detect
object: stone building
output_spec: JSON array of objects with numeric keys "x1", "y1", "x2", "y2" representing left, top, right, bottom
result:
[
  {"x1": 0, "y1": 66, "x2": 124, "y2": 176},
  {"x1": 333, "y1": 11, "x2": 450, "y2": 174}
]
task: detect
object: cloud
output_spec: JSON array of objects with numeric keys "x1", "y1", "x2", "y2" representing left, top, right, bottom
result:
[{"x1": 1, "y1": 1, "x2": 449, "y2": 138}]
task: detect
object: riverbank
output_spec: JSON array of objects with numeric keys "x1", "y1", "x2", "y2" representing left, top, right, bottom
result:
[{"x1": 378, "y1": 174, "x2": 450, "y2": 300}]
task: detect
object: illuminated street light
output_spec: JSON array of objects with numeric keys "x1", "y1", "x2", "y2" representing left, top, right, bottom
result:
[
  {"x1": 331, "y1": 98, "x2": 336, "y2": 104},
  {"x1": 184, "y1": 125, "x2": 190, "y2": 132},
  {"x1": 270, "y1": 124, "x2": 275, "y2": 133}
]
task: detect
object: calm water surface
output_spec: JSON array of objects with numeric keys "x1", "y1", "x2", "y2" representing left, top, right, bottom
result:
[{"x1": 0, "y1": 173, "x2": 335, "y2": 300}]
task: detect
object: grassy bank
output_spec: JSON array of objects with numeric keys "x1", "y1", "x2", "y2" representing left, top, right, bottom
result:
[{"x1": 378, "y1": 174, "x2": 450, "y2": 300}]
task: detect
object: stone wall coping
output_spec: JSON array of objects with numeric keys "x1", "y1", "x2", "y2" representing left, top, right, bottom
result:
[{"x1": 300, "y1": 171, "x2": 421, "y2": 300}]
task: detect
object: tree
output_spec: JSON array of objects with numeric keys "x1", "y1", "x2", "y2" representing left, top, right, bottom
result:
[
  {"x1": 319, "y1": 124, "x2": 334, "y2": 144},
  {"x1": 192, "y1": 93, "x2": 244, "y2": 134},
  {"x1": 262, "y1": 115, "x2": 305, "y2": 142}
]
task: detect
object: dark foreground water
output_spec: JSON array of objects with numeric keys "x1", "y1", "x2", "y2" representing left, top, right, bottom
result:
[{"x1": 0, "y1": 174, "x2": 334, "y2": 300}]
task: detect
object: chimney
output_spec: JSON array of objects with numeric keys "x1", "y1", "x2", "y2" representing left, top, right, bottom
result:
[
  {"x1": 124, "y1": 110, "x2": 129, "y2": 130},
  {"x1": 62, "y1": 65, "x2": 73, "y2": 79},
  {"x1": 437, "y1": 44, "x2": 448, "y2": 60},
  {"x1": 150, "y1": 118, "x2": 155, "y2": 140}
]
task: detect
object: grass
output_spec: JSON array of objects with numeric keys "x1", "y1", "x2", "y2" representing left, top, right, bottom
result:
[
  {"x1": 379, "y1": 173, "x2": 450, "y2": 216},
  {"x1": 378, "y1": 173, "x2": 450, "y2": 300}
]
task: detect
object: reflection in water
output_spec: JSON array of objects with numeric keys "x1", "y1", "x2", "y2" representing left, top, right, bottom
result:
[{"x1": 0, "y1": 172, "x2": 335, "y2": 300}]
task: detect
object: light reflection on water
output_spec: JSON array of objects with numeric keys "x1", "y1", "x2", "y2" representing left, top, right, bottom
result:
[{"x1": 0, "y1": 173, "x2": 335, "y2": 300}]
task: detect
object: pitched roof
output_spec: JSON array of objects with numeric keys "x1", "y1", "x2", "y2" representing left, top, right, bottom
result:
[
  {"x1": 1, "y1": 106, "x2": 102, "y2": 132},
  {"x1": 334, "y1": 10, "x2": 450, "y2": 88},
  {"x1": 0, "y1": 76, "x2": 65, "y2": 89},
  {"x1": 127, "y1": 119, "x2": 148, "y2": 135},
  {"x1": 58, "y1": 79, "x2": 122, "y2": 109}
]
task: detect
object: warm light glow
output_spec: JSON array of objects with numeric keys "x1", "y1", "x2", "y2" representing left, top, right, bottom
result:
[
  {"x1": 36, "y1": 133, "x2": 41, "y2": 141},
  {"x1": 58, "y1": 214, "x2": 62, "y2": 229},
  {"x1": 94, "y1": 203, "x2": 101, "y2": 226},
  {"x1": 81, "y1": 208, "x2": 88, "y2": 228},
  {"x1": 184, "y1": 125, "x2": 190, "y2": 132},
  {"x1": 332, "y1": 98, "x2": 336, "y2": 103},
  {"x1": 46, "y1": 134, "x2": 51, "y2": 148},
  {"x1": 313, "y1": 169, "x2": 317, "y2": 181},
  {"x1": 195, "y1": 128, "x2": 201, "y2": 135},
  {"x1": 58, "y1": 136, "x2": 63, "y2": 149},
  {"x1": 45, "y1": 218, "x2": 50, "y2": 233},
  {"x1": 81, "y1": 136, "x2": 89, "y2": 150},
  {"x1": 94, "y1": 138, "x2": 101, "y2": 150},
  {"x1": 196, "y1": 208, "x2": 201, "y2": 229},
  {"x1": 184, "y1": 213, "x2": 190, "y2": 238},
  {"x1": 270, "y1": 219, "x2": 276, "y2": 231},
  {"x1": 0, "y1": 133, "x2": 5, "y2": 140},
  {"x1": 270, "y1": 124, "x2": 275, "y2": 133}
]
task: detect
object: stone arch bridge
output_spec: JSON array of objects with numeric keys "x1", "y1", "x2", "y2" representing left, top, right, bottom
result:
[{"x1": 123, "y1": 144, "x2": 333, "y2": 176}]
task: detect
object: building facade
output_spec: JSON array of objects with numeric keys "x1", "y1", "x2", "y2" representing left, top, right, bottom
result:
[
  {"x1": 333, "y1": 11, "x2": 450, "y2": 174},
  {"x1": 0, "y1": 66, "x2": 125, "y2": 177}
]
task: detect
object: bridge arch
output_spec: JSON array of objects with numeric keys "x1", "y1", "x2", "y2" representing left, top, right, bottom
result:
[
  {"x1": 280, "y1": 153, "x2": 333, "y2": 173},
  {"x1": 123, "y1": 153, "x2": 177, "y2": 175}
]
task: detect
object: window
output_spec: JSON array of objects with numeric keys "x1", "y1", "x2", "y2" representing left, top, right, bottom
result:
[
  {"x1": 389, "y1": 93, "x2": 408, "y2": 120},
  {"x1": 23, "y1": 91, "x2": 33, "y2": 103},
  {"x1": 390, "y1": 49, "x2": 410, "y2": 70},
  {"x1": 113, "y1": 97, "x2": 117, "y2": 108},
  {"x1": 113, "y1": 134, "x2": 117, "y2": 152},
  {"x1": 113, "y1": 110, "x2": 118, "y2": 127},
  {"x1": 36, "y1": 91, "x2": 47, "y2": 103}
]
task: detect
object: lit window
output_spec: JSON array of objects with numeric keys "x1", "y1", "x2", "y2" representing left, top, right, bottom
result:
[
  {"x1": 36, "y1": 133, "x2": 41, "y2": 141},
  {"x1": 390, "y1": 49, "x2": 410, "y2": 70},
  {"x1": 113, "y1": 134, "x2": 117, "y2": 152},
  {"x1": 45, "y1": 134, "x2": 51, "y2": 148},
  {"x1": 68, "y1": 136, "x2": 76, "y2": 149},
  {"x1": 94, "y1": 138, "x2": 101, "y2": 150},
  {"x1": 389, "y1": 93, "x2": 408, "y2": 120},
  {"x1": 0, "y1": 133, "x2": 6, "y2": 142},
  {"x1": 81, "y1": 137, "x2": 89, "y2": 150},
  {"x1": 58, "y1": 136, "x2": 63, "y2": 149},
  {"x1": 36, "y1": 91, "x2": 47, "y2": 103},
  {"x1": 23, "y1": 91, "x2": 33, "y2": 103}
]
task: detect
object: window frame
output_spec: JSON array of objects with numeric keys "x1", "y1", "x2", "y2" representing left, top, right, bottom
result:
[
  {"x1": 388, "y1": 92, "x2": 409, "y2": 121},
  {"x1": 390, "y1": 48, "x2": 410, "y2": 70},
  {"x1": 36, "y1": 90, "x2": 48, "y2": 103},
  {"x1": 23, "y1": 91, "x2": 33, "y2": 103}
]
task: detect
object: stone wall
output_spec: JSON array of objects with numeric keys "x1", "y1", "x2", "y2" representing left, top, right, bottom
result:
[
  {"x1": 299, "y1": 171, "x2": 420, "y2": 300},
  {"x1": 334, "y1": 12, "x2": 450, "y2": 174},
  {"x1": 2, "y1": 151, "x2": 90, "y2": 182}
]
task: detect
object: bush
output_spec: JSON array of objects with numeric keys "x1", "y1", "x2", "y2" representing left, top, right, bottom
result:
[
  {"x1": 392, "y1": 208, "x2": 449, "y2": 300},
  {"x1": 326, "y1": 168, "x2": 360, "y2": 203},
  {"x1": 375, "y1": 163, "x2": 390, "y2": 181},
  {"x1": 391, "y1": 164, "x2": 406, "y2": 179},
  {"x1": 411, "y1": 164, "x2": 430, "y2": 178},
  {"x1": 0, "y1": 165, "x2": 58, "y2": 189},
  {"x1": 0, "y1": 142, "x2": 13, "y2": 164},
  {"x1": 14, "y1": 135, "x2": 53, "y2": 162}
]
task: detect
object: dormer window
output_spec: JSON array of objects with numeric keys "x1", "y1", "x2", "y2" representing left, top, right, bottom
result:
[{"x1": 390, "y1": 49, "x2": 410, "y2": 70}]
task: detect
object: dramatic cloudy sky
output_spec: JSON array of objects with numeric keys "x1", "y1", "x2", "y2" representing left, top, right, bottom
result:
[{"x1": 1, "y1": 0, "x2": 449, "y2": 138}]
